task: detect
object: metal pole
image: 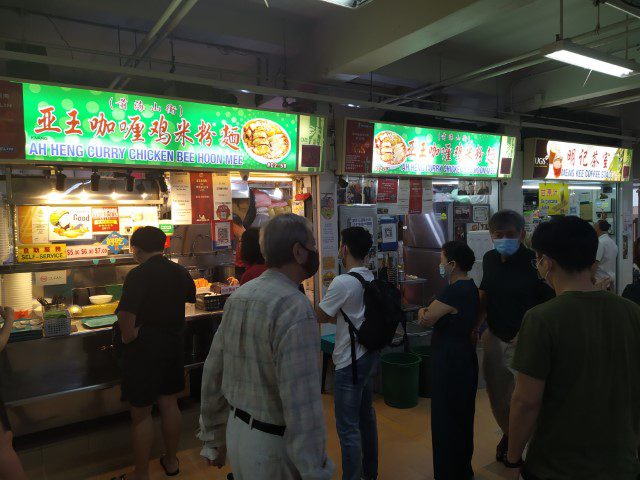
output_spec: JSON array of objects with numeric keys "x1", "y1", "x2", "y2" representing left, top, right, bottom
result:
[{"x1": 560, "y1": 0, "x2": 564, "y2": 40}]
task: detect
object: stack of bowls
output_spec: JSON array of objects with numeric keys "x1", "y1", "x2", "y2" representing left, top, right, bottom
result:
[{"x1": 2, "y1": 273, "x2": 33, "y2": 313}]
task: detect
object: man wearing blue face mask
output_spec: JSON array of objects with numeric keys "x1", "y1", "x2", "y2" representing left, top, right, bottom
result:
[{"x1": 477, "y1": 210, "x2": 554, "y2": 465}]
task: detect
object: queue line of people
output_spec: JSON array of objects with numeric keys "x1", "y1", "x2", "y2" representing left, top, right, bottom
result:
[{"x1": 106, "y1": 210, "x2": 640, "y2": 480}]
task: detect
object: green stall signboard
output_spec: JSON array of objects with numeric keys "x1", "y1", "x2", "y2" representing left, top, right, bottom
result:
[
  {"x1": 22, "y1": 83, "x2": 299, "y2": 172},
  {"x1": 371, "y1": 122, "x2": 506, "y2": 178}
]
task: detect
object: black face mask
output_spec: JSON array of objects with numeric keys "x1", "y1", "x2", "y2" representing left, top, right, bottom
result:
[{"x1": 300, "y1": 244, "x2": 319, "y2": 278}]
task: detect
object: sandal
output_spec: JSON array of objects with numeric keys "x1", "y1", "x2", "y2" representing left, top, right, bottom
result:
[{"x1": 160, "y1": 455, "x2": 180, "y2": 477}]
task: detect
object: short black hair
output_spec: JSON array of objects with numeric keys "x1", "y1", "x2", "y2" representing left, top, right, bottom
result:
[
  {"x1": 531, "y1": 216, "x2": 597, "y2": 273},
  {"x1": 130, "y1": 226, "x2": 166, "y2": 253},
  {"x1": 597, "y1": 219, "x2": 611, "y2": 232},
  {"x1": 340, "y1": 227, "x2": 373, "y2": 260},
  {"x1": 442, "y1": 241, "x2": 475, "y2": 272},
  {"x1": 240, "y1": 228, "x2": 264, "y2": 266},
  {"x1": 489, "y1": 210, "x2": 525, "y2": 233}
]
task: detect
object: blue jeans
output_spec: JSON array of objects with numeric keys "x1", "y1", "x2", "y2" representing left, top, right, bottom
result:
[{"x1": 334, "y1": 351, "x2": 380, "y2": 480}]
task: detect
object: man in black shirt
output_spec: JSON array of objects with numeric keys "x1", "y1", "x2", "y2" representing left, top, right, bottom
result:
[
  {"x1": 116, "y1": 226, "x2": 196, "y2": 480},
  {"x1": 478, "y1": 210, "x2": 554, "y2": 465}
]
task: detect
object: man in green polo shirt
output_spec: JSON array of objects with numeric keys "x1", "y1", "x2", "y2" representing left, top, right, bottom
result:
[{"x1": 506, "y1": 216, "x2": 640, "y2": 479}]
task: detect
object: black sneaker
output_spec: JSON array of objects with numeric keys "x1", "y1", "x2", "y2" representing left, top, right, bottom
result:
[{"x1": 496, "y1": 434, "x2": 508, "y2": 463}]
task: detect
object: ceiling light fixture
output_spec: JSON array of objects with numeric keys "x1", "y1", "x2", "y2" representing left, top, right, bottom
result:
[
  {"x1": 543, "y1": 39, "x2": 637, "y2": 77},
  {"x1": 318, "y1": 0, "x2": 374, "y2": 8},
  {"x1": 598, "y1": 0, "x2": 640, "y2": 20},
  {"x1": 125, "y1": 170, "x2": 134, "y2": 192},
  {"x1": 90, "y1": 169, "x2": 100, "y2": 192},
  {"x1": 55, "y1": 169, "x2": 66, "y2": 192}
]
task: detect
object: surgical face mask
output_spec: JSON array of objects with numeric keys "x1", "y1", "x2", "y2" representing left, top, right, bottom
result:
[
  {"x1": 493, "y1": 238, "x2": 520, "y2": 256},
  {"x1": 338, "y1": 246, "x2": 346, "y2": 268},
  {"x1": 439, "y1": 261, "x2": 454, "y2": 279},
  {"x1": 300, "y1": 244, "x2": 320, "y2": 279},
  {"x1": 439, "y1": 264, "x2": 447, "y2": 278}
]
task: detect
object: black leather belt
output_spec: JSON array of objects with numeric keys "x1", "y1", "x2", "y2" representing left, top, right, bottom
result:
[{"x1": 231, "y1": 406, "x2": 286, "y2": 437}]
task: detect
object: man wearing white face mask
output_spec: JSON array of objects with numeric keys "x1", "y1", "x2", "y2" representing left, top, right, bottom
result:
[{"x1": 477, "y1": 210, "x2": 554, "y2": 464}]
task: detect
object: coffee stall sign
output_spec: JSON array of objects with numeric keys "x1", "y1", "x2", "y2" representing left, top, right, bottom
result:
[
  {"x1": 342, "y1": 118, "x2": 515, "y2": 178},
  {"x1": 2, "y1": 81, "x2": 305, "y2": 172},
  {"x1": 525, "y1": 138, "x2": 633, "y2": 182}
]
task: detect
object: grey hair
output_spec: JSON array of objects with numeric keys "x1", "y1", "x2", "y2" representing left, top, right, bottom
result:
[{"x1": 260, "y1": 213, "x2": 314, "y2": 268}]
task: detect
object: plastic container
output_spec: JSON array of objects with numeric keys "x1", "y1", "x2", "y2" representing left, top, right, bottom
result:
[
  {"x1": 412, "y1": 345, "x2": 432, "y2": 398},
  {"x1": 381, "y1": 352, "x2": 421, "y2": 409}
]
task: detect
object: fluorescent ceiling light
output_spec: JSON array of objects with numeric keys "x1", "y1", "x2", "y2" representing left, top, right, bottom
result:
[
  {"x1": 543, "y1": 40, "x2": 637, "y2": 78},
  {"x1": 600, "y1": 0, "x2": 640, "y2": 20},
  {"x1": 318, "y1": 0, "x2": 374, "y2": 8},
  {"x1": 522, "y1": 183, "x2": 602, "y2": 191},
  {"x1": 568, "y1": 185, "x2": 601, "y2": 190}
]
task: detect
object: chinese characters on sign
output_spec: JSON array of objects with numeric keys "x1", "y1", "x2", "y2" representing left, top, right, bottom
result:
[
  {"x1": 21, "y1": 82, "x2": 304, "y2": 172},
  {"x1": 342, "y1": 119, "x2": 515, "y2": 178},
  {"x1": 371, "y1": 122, "x2": 505, "y2": 177},
  {"x1": 17, "y1": 244, "x2": 67, "y2": 263},
  {"x1": 538, "y1": 182, "x2": 569, "y2": 216},
  {"x1": 528, "y1": 139, "x2": 633, "y2": 182}
]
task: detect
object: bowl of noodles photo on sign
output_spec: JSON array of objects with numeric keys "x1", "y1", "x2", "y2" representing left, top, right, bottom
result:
[
  {"x1": 374, "y1": 130, "x2": 408, "y2": 170},
  {"x1": 241, "y1": 118, "x2": 291, "y2": 165}
]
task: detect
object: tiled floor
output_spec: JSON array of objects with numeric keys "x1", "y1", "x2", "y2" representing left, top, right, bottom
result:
[{"x1": 18, "y1": 390, "x2": 516, "y2": 479}]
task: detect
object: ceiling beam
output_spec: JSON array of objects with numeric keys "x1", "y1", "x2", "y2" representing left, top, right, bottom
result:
[
  {"x1": 511, "y1": 62, "x2": 640, "y2": 112},
  {"x1": 301, "y1": 0, "x2": 536, "y2": 82},
  {"x1": 0, "y1": 48, "x2": 637, "y2": 142}
]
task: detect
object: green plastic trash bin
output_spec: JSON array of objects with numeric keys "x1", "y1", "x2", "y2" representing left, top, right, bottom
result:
[
  {"x1": 412, "y1": 345, "x2": 431, "y2": 398},
  {"x1": 381, "y1": 352, "x2": 421, "y2": 409}
]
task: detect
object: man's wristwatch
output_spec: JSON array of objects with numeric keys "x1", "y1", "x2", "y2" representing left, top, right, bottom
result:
[{"x1": 504, "y1": 457, "x2": 524, "y2": 468}]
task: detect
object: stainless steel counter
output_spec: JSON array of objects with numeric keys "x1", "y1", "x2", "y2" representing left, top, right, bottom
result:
[{"x1": 2, "y1": 306, "x2": 223, "y2": 436}]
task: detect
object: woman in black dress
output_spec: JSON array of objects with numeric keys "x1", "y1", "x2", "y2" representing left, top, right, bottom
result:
[{"x1": 418, "y1": 241, "x2": 479, "y2": 480}]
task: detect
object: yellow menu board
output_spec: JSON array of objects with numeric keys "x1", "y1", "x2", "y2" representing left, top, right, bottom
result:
[
  {"x1": 539, "y1": 182, "x2": 569, "y2": 216},
  {"x1": 17, "y1": 244, "x2": 67, "y2": 263}
]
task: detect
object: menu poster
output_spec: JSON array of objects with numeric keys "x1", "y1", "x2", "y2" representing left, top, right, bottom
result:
[
  {"x1": 408, "y1": 179, "x2": 423, "y2": 214},
  {"x1": 118, "y1": 206, "x2": 159, "y2": 235},
  {"x1": 212, "y1": 173, "x2": 232, "y2": 221},
  {"x1": 48, "y1": 207, "x2": 93, "y2": 241},
  {"x1": 169, "y1": 172, "x2": 192, "y2": 225},
  {"x1": 298, "y1": 115, "x2": 325, "y2": 171},
  {"x1": 190, "y1": 172, "x2": 214, "y2": 224},
  {"x1": 538, "y1": 182, "x2": 569, "y2": 216},
  {"x1": 397, "y1": 179, "x2": 410, "y2": 214},
  {"x1": 344, "y1": 120, "x2": 374, "y2": 174},
  {"x1": 17, "y1": 206, "x2": 48, "y2": 244},
  {"x1": 349, "y1": 216, "x2": 375, "y2": 238},
  {"x1": 92, "y1": 207, "x2": 119, "y2": 233},
  {"x1": 66, "y1": 244, "x2": 109, "y2": 259},
  {"x1": 213, "y1": 221, "x2": 232, "y2": 248},
  {"x1": 376, "y1": 178, "x2": 398, "y2": 203},
  {"x1": 528, "y1": 138, "x2": 633, "y2": 182},
  {"x1": 0, "y1": 81, "x2": 25, "y2": 159}
]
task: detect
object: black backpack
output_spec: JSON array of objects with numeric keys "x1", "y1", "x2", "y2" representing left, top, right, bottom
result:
[{"x1": 340, "y1": 272, "x2": 404, "y2": 384}]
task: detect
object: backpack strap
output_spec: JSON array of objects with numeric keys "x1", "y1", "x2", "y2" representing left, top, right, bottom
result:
[
  {"x1": 340, "y1": 308, "x2": 359, "y2": 385},
  {"x1": 347, "y1": 271, "x2": 367, "y2": 288}
]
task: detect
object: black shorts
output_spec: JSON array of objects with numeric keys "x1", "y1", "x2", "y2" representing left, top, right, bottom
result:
[{"x1": 122, "y1": 328, "x2": 185, "y2": 408}]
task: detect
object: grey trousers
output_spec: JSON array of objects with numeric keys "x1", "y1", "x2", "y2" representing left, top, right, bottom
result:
[
  {"x1": 226, "y1": 412, "x2": 300, "y2": 480},
  {"x1": 481, "y1": 329, "x2": 517, "y2": 434}
]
